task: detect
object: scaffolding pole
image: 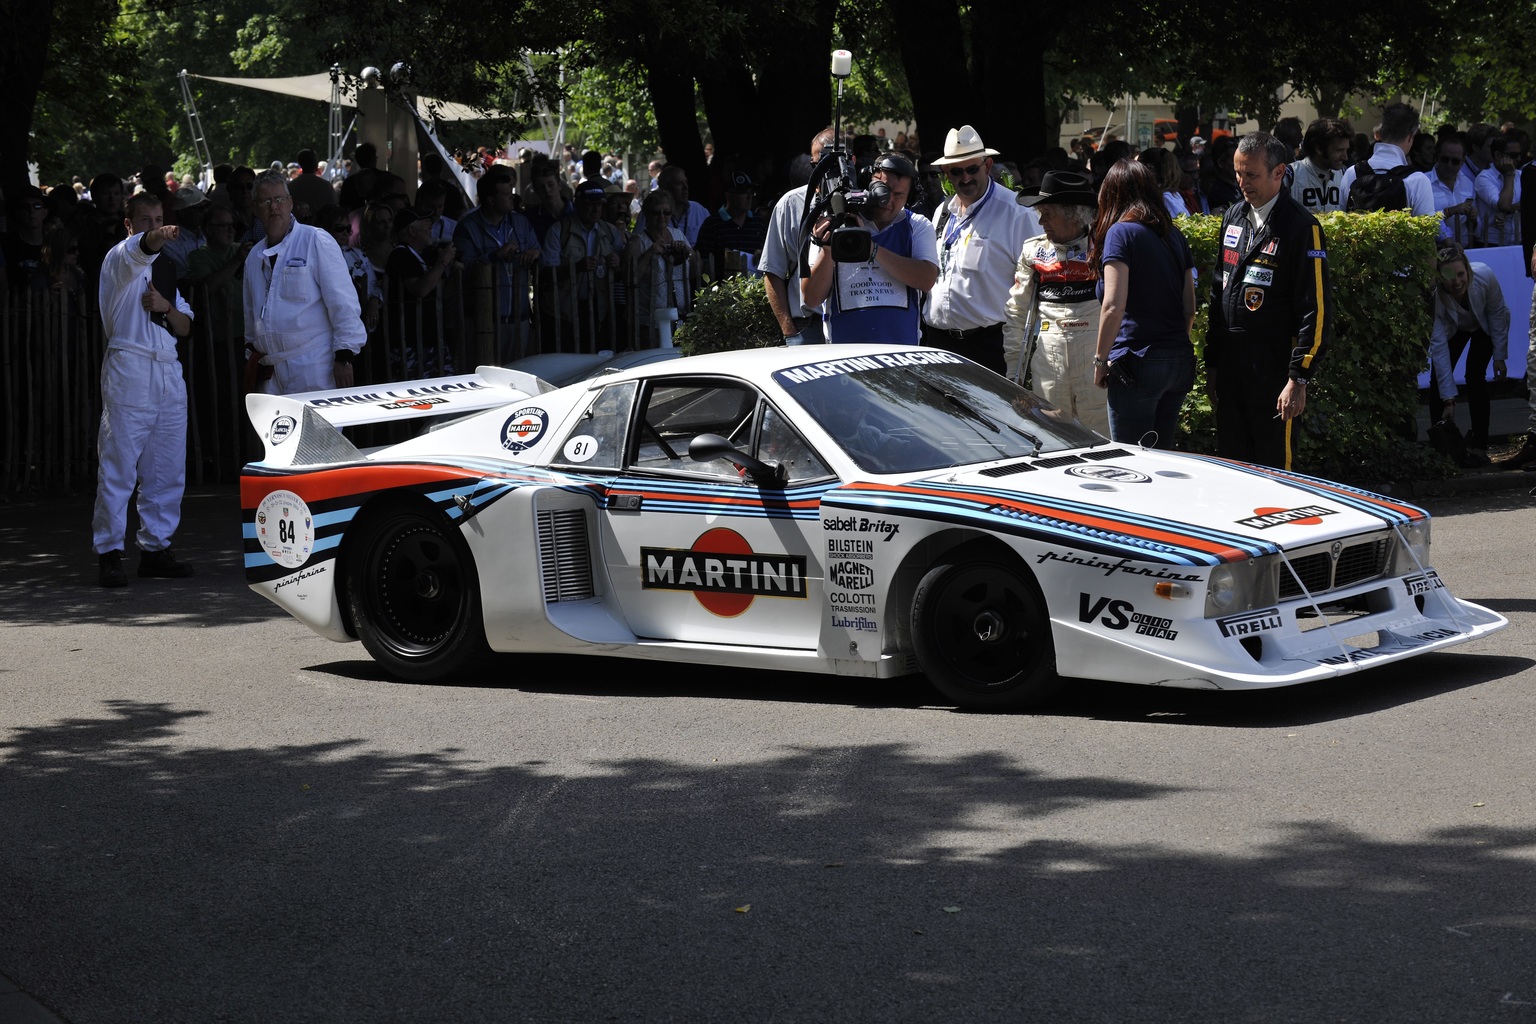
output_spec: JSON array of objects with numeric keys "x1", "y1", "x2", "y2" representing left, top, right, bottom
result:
[{"x1": 178, "y1": 70, "x2": 214, "y2": 184}]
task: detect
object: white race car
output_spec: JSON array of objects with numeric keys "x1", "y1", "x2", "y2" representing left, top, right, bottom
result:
[{"x1": 241, "y1": 345, "x2": 1506, "y2": 710}]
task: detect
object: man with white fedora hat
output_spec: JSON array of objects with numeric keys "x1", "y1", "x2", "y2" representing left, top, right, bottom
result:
[{"x1": 921, "y1": 124, "x2": 1040, "y2": 375}]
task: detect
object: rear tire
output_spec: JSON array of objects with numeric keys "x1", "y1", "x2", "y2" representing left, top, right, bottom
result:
[
  {"x1": 911, "y1": 559, "x2": 1060, "y2": 710},
  {"x1": 344, "y1": 504, "x2": 490, "y2": 682}
]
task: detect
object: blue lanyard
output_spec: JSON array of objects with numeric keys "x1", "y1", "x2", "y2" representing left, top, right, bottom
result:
[{"x1": 943, "y1": 182, "x2": 993, "y2": 252}]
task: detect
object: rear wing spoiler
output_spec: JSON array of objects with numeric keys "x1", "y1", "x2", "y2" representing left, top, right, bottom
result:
[{"x1": 245, "y1": 366, "x2": 551, "y2": 467}]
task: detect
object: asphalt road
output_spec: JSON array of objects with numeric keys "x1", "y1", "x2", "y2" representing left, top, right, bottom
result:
[{"x1": 2, "y1": 484, "x2": 1534, "y2": 1024}]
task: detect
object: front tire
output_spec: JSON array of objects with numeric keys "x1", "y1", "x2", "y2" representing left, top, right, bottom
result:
[
  {"x1": 911, "y1": 559, "x2": 1060, "y2": 711},
  {"x1": 344, "y1": 504, "x2": 490, "y2": 682}
]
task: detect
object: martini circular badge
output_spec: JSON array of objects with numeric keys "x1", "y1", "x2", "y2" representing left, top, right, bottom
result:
[
  {"x1": 255, "y1": 490, "x2": 315, "y2": 569},
  {"x1": 501, "y1": 407, "x2": 548, "y2": 453}
]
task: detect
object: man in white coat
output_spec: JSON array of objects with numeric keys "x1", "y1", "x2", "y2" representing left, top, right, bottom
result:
[
  {"x1": 92, "y1": 191, "x2": 196, "y2": 586},
  {"x1": 243, "y1": 169, "x2": 366, "y2": 395}
]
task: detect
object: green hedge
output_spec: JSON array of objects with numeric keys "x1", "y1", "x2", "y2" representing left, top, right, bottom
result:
[
  {"x1": 674, "y1": 274, "x2": 783, "y2": 356},
  {"x1": 1179, "y1": 211, "x2": 1454, "y2": 484}
]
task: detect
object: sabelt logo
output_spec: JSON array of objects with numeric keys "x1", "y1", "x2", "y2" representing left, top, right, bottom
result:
[
  {"x1": 822, "y1": 515, "x2": 900, "y2": 540},
  {"x1": 829, "y1": 561, "x2": 874, "y2": 590},
  {"x1": 643, "y1": 527, "x2": 807, "y2": 616}
]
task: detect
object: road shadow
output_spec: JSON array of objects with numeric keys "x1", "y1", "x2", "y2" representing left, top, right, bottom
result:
[
  {"x1": 2, "y1": 699, "x2": 1532, "y2": 1023},
  {"x1": 305, "y1": 646, "x2": 1530, "y2": 729},
  {"x1": 0, "y1": 488, "x2": 283, "y2": 628}
]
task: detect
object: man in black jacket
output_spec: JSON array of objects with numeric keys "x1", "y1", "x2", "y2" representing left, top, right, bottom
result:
[{"x1": 1206, "y1": 132, "x2": 1332, "y2": 470}]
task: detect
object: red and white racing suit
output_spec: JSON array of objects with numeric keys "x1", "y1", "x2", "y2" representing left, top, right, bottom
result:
[{"x1": 1003, "y1": 232, "x2": 1108, "y2": 438}]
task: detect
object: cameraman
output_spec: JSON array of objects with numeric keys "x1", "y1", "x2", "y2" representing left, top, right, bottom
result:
[{"x1": 801, "y1": 152, "x2": 938, "y2": 344}]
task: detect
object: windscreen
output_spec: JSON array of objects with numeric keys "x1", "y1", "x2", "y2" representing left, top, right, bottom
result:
[{"x1": 773, "y1": 350, "x2": 1104, "y2": 475}]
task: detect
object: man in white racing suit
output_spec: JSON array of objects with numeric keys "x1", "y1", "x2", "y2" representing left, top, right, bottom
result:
[
  {"x1": 91, "y1": 191, "x2": 196, "y2": 586},
  {"x1": 243, "y1": 169, "x2": 366, "y2": 394},
  {"x1": 1003, "y1": 171, "x2": 1108, "y2": 437}
]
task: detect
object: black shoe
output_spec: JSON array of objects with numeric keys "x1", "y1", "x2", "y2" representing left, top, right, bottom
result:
[
  {"x1": 1495, "y1": 430, "x2": 1536, "y2": 468},
  {"x1": 138, "y1": 548, "x2": 195, "y2": 579},
  {"x1": 98, "y1": 550, "x2": 128, "y2": 588}
]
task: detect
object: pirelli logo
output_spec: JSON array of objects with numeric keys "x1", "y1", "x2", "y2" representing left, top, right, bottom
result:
[
  {"x1": 642, "y1": 547, "x2": 808, "y2": 598},
  {"x1": 1217, "y1": 607, "x2": 1283, "y2": 637}
]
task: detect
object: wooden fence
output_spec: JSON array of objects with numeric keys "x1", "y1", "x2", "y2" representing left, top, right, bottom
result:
[{"x1": 1, "y1": 250, "x2": 709, "y2": 495}]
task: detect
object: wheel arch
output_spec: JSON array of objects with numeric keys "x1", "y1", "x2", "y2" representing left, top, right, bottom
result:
[
  {"x1": 334, "y1": 490, "x2": 460, "y2": 641},
  {"x1": 884, "y1": 529, "x2": 1037, "y2": 652}
]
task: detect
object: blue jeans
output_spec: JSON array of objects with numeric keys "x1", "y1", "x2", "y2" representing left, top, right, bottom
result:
[{"x1": 1106, "y1": 347, "x2": 1196, "y2": 450}]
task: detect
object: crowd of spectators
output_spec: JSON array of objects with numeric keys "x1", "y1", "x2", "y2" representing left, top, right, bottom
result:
[{"x1": 3, "y1": 105, "x2": 1534, "y2": 486}]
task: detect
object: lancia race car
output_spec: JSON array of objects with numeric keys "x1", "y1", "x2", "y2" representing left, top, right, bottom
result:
[{"x1": 241, "y1": 345, "x2": 1507, "y2": 711}]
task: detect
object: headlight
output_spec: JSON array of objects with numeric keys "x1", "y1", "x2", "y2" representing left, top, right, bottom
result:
[
  {"x1": 1394, "y1": 518, "x2": 1432, "y2": 572},
  {"x1": 1207, "y1": 565, "x2": 1238, "y2": 613},
  {"x1": 1204, "y1": 556, "x2": 1280, "y2": 618}
]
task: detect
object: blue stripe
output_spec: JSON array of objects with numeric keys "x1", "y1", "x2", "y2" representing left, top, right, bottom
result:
[
  {"x1": 916, "y1": 478, "x2": 1274, "y2": 556},
  {"x1": 826, "y1": 489, "x2": 1224, "y2": 566},
  {"x1": 244, "y1": 535, "x2": 341, "y2": 570},
  {"x1": 1172, "y1": 454, "x2": 1425, "y2": 525}
]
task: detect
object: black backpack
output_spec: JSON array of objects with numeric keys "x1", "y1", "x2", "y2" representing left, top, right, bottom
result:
[{"x1": 1345, "y1": 160, "x2": 1414, "y2": 212}]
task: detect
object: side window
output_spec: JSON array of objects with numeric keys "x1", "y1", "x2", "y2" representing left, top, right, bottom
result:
[
  {"x1": 758, "y1": 404, "x2": 833, "y2": 484},
  {"x1": 554, "y1": 381, "x2": 635, "y2": 471},
  {"x1": 630, "y1": 381, "x2": 759, "y2": 478}
]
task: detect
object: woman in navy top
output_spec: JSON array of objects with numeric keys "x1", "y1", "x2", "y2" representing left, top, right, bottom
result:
[{"x1": 1089, "y1": 160, "x2": 1197, "y2": 449}]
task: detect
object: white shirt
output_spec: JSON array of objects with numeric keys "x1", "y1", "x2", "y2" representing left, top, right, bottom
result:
[
  {"x1": 1474, "y1": 166, "x2": 1522, "y2": 247},
  {"x1": 1289, "y1": 159, "x2": 1345, "y2": 214},
  {"x1": 761, "y1": 185, "x2": 818, "y2": 319},
  {"x1": 1339, "y1": 142, "x2": 1435, "y2": 216},
  {"x1": 1422, "y1": 170, "x2": 1477, "y2": 247},
  {"x1": 923, "y1": 180, "x2": 1041, "y2": 332}
]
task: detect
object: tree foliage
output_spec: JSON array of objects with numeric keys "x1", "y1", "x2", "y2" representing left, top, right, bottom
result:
[{"x1": 10, "y1": 0, "x2": 1536, "y2": 208}]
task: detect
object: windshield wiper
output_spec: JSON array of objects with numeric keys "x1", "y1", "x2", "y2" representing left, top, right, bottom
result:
[
  {"x1": 1005, "y1": 420, "x2": 1044, "y2": 457},
  {"x1": 917, "y1": 377, "x2": 1045, "y2": 457},
  {"x1": 918, "y1": 379, "x2": 998, "y2": 430}
]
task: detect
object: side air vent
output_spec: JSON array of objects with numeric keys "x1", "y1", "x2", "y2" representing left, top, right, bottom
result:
[{"x1": 537, "y1": 508, "x2": 594, "y2": 602}]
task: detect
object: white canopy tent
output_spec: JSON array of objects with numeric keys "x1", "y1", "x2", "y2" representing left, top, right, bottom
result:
[
  {"x1": 187, "y1": 72, "x2": 499, "y2": 122},
  {"x1": 186, "y1": 70, "x2": 513, "y2": 200}
]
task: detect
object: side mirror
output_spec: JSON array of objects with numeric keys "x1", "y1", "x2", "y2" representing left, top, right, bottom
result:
[{"x1": 688, "y1": 433, "x2": 787, "y2": 487}]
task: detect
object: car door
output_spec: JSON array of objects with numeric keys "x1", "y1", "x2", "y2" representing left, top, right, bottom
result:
[{"x1": 594, "y1": 376, "x2": 835, "y2": 647}]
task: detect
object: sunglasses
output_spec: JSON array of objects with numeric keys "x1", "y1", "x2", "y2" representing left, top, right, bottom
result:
[
  {"x1": 945, "y1": 164, "x2": 983, "y2": 179},
  {"x1": 1438, "y1": 155, "x2": 1463, "y2": 165}
]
